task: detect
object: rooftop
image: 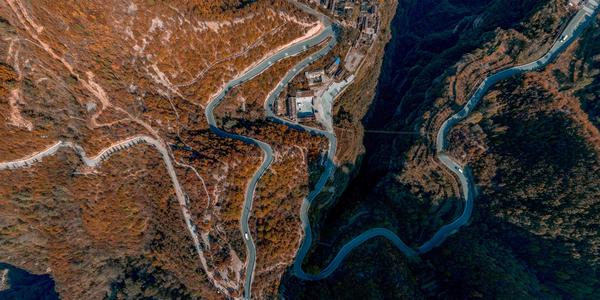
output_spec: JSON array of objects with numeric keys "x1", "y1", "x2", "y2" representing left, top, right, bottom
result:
[{"x1": 295, "y1": 91, "x2": 314, "y2": 117}]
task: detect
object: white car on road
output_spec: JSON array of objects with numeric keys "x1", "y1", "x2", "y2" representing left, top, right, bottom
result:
[{"x1": 560, "y1": 35, "x2": 568, "y2": 43}]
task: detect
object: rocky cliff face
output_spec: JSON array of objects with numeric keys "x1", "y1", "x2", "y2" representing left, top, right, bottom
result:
[
  {"x1": 436, "y1": 18, "x2": 600, "y2": 297},
  {"x1": 286, "y1": 0, "x2": 600, "y2": 298}
]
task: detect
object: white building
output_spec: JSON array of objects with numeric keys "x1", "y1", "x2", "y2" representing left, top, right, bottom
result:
[{"x1": 295, "y1": 90, "x2": 315, "y2": 118}]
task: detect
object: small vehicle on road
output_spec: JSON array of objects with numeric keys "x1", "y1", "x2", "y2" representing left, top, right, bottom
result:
[
  {"x1": 244, "y1": 233, "x2": 249, "y2": 240},
  {"x1": 560, "y1": 35, "x2": 568, "y2": 43}
]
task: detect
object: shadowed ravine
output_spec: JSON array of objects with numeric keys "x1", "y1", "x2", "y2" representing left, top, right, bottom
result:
[
  {"x1": 0, "y1": 2, "x2": 595, "y2": 300},
  {"x1": 207, "y1": 1, "x2": 598, "y2": 299}
]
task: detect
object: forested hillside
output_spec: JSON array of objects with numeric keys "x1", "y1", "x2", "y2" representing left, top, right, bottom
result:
[{"x1": 284, "y1": 0, "x2": 600, "y2": 298}]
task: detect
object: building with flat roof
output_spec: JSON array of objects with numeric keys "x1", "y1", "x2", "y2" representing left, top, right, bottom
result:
[
  {"x1": 294, "y1": 90, "x2": 315, "y2": 118},
  {"x1": 286, "y1": 96, "x2": 296, "y2": 119},
  {"x1": 305, "y1": 69, "x2": 325, "y2": 86}
]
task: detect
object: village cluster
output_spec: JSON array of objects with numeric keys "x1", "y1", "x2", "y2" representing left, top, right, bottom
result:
[{"x1": 274, "y1": 0, "x2": 380, "y2": 130}]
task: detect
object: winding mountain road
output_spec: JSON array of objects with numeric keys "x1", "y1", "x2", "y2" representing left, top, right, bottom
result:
[
  {"x1": 208, "y1": 0, "x2": 598, "y2": 295},
  {"x1": 203, "y1": 3, "x2": 335, "y2": 298},
  {"x1": 1, "y1": 2, "x2": 595, "y2": 300},
  {"x1": 288, "y1": 0, "x2": 599, "y2": 281},
  {"x1": 0, "y1": 135, "x2": 236, "y2": 294}
]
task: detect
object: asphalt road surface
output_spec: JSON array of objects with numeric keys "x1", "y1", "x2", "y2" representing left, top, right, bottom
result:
[
  {"x1": 203, "y1": 2, "x2": 335, "y2": 298},
  {"x1": 0, "y1": 1, "x2": 595, "y2": 299},
  {"x1": 287, "y1": 0, "x2": 598, "y2": 282},
  {"x1": 207, "y1": 0, "x2": 598, "y2": 295}
]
